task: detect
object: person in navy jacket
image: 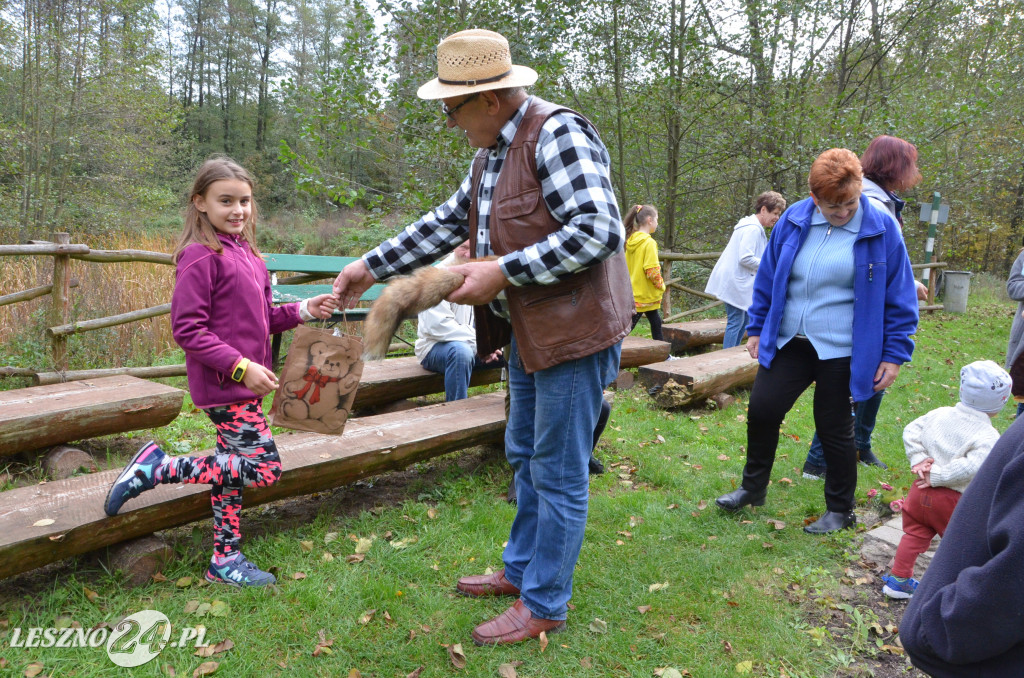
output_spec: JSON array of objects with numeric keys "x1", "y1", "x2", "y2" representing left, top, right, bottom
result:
[
  {"x1": 900, "y1": 416, "x2": 1024, "y2": 676},
  {"x1": 715, "y1": 148, "x2": 918, "y2": 534}
]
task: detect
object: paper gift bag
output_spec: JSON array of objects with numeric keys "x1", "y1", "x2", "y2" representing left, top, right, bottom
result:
[{"x1": 268, "y1": 324, "x2": 364, "y2": 434}]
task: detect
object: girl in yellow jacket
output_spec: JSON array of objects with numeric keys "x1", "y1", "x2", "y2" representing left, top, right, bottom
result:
[{"x1": 624, "y1": 204, "x2": 666, "y2": 341}]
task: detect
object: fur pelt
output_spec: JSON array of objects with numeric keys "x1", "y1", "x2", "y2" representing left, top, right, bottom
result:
[{"x1": 361, "y1": 266, "x2": 465, "y2": 360}]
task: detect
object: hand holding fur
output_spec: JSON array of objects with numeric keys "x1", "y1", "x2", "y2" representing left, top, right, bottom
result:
[{"x1": 362, "y1": 266, "x2": 466, "y2": 360}]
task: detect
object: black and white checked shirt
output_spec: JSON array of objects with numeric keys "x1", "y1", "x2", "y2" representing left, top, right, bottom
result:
[{"x1": 362, "y1": 96, "x2": 624, "y2": 319}]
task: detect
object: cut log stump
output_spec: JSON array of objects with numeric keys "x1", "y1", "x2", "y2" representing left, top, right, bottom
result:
[
  {"x1": 42, "y1": 445, "x2": 97, "y2": 480},
  {"x1": 0, "y1": 393, "x2": 506, "y2": 580},
  {"x1": 104, "y1": 536, "x2": 173, "y2": 587},
  {"x1": 639, "y1": 346, "x2": 757, "y2": 409},
  {"x1": 612, "y1": 370, "x2": 635, "y2": 391},
  {"x1": 662, "y1": 319, "x2": 727, "y2": 354},
  {"x1": 0, "y1": 375, "x2": 183, "y2": 458},
  {"x1": 709, "y1": 393, "x2": 737, "y2": 410}
]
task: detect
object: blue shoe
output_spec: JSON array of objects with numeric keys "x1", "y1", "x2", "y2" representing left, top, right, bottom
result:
[
  {"x1": 205, "y1": 553, "x2": 277, "y2": 588},
  {"x1": 103, "y1": 441, "x2": 166, "y2": 516},
  {"x1": 882, "y1": 574, "x2": 918, "y2": 599}
]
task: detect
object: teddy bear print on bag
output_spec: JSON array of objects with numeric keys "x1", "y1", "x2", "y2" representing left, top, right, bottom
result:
[{"x1": 278, "y1": 338, "x2": 362, "y2": 432}]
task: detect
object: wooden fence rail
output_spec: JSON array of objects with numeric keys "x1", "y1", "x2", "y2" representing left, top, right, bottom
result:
[{"x1": 0, "y1": 233, "x2": 952, "y2": 380}]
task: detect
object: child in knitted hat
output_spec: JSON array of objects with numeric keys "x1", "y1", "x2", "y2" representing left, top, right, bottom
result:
[{"x1": 881, "y1": 360, "x2": 1011, "y2": 599}]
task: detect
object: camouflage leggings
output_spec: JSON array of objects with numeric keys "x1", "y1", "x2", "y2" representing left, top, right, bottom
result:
[{"x1": 158, "y1": 400, "x2": 282, "y2": 558}]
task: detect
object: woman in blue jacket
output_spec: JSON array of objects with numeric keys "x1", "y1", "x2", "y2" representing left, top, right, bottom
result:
[{"x1": 715, "y1": 148, "x2": 918, "y2": 534}]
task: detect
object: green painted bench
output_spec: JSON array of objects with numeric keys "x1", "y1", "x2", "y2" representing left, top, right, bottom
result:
[{"x1": 263, "y1": 253, "x2": 388, "y2": 366}]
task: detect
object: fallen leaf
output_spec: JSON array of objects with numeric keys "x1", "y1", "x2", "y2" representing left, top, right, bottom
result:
[
  {"x1": 589, "y1": 618, "x2": 608, "y2": 634},
  {"x1": 322, "y1": 552, "x2": 335, "y2": 562},
  {"x1": 778, "y1": 477, "x2": 793, "y2": 485},
  {"x1": 539, "y1": 630, "x2": 549, "y2": 652},
  {"x1": 354, "y1": 538, "x2": 373, "y2": 554},
  {"x1": 209, "y1": 601, "x2": 230, "y2": 618},
  {"x1": 427, "y1": 508, "x2": 438, "y2": 519},
  {"x1": 723, "y1": 640, "x2": 733, "y2": 653},
  {"x1": 292, "y1": 572, "x2": 307, "y2": 580},
  {"x1": 766, "y1": 519, "x2": 786, "y2": 530},
  {"x1": 358, "y1": 609, "x2": 376, "y2": 625},
  {"x1": 325, "y1": 532, "x2": 339, "y2": 544},
  {"x1": 348, "y1": 670, "x2": 361, "y2": 678},
  {"x1": 405, "y1": 667, "x2": 424, "y2": 678},
  {"x1": 637, "y1": 605, "x2": 651, "y2": 614},
  {"x1": 193, "y1": 661, "x2": 218, "y2": 677},
  {"x1": 83, "y1": 586, "x2": 100, "y2": 603},
  {"x1": 666, "y1": 503, "x2": 679, "y2": 510},
  {"x1": 880, "y1": 644, "x2": 904, "y2": 655},
  {"x1": 658, "y1": 669, "x2": 685, "y2": 678},
  {"x1": 32, "y1": 518, "x2": 55, "y2": 527},
  {"x1": 194, "y1": 639, "x2": 234, "y2": 658},
  {"x1": 162, "y1": 663, "x2": 176, "y2": 676},
  {"x1": 184, "y1": 600, "x2": 200, "y2": 614},
  {"x1": 717, "y1": 455, "x2": 730, "y2": 461},
  {"x1": 24, "y1": 662, "x2": 44, "y2": 678},
  {"x1": 313, "y1": 629, "x2": 334, "y2": 657},
  {"x1": 345, "y1": 554, "x2": 365, "y2": 564},
  {"x1": 580, "y1": 657, "x2": 593, "y2": 669},
  {"x1": 176, "y1": 577, "x2": 193, "y2": 588},
  {"x1": 300, "y1": 540, "x2": 314, "y2": 552},
  {"x1": 447, "y1": 643, "x2": 467, "y2": 669},
  {"x1": 498, "y1": 662, "x2": 522, "y2": 678},
  {"x1": 648, "y1": 582, "x2": 670, "y2": 592},
  {"x1": 696, "y1": 500, "x2": 708, "y2": 510},
  {"x1": 735, "y1": 660, "x2": 753, "y2": 673},
  {"x1": 152, "y1": 572, "x2": 168, "y2": 583}
]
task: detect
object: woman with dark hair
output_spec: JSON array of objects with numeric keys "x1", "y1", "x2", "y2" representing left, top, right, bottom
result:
[
  {"x1": 715, "y1": 148, "x2": 919, "y2": 534},
  {"x1": 801, "y1": 135, "x2": 927, "y2": 478}
]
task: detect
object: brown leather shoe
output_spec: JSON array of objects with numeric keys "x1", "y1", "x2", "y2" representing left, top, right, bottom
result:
[
  {"x1": 471, "y1": 599, "x2": 566, "y2": 646},
  {"x1": 456, "y1": 569, "x2": 520, "y2": 597}
]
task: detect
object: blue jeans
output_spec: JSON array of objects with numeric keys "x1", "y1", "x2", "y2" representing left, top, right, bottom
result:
[
  {"x1": 723, "y1": 303, "x2": 749, "y2": 349},
  {"x1": 503, "y1": 336, "x2": 621, "y2": 620},
  {"x1": 806, "y1": 389, "x2": 885, "y2": 467},
  {"x1": 419, "y1": 341, "x2": 493, "y2": 402}
]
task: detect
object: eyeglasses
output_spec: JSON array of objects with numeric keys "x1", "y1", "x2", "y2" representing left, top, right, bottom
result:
[{"x1": 442, "y1": 93, "x2": 479, "y2": 121}]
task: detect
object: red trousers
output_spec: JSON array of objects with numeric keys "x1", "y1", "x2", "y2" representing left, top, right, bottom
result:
[{"x1": 892, "y1": 484, "x2": 962, "y2": 578}]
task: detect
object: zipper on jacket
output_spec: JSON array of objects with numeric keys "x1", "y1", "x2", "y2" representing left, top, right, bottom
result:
[{"x1": 869, "y1": 263, "x2": 873, "y2": 282}]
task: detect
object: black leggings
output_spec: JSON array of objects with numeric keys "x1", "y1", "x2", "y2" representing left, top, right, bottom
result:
[
  {"x1": 631, "y1": 310, "x2": 664, "y2": 341},
  {"x1": 742, "y1": 338, "x2": 857, "y2": 512}
]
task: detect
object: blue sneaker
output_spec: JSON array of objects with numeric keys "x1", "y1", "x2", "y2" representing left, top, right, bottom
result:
[
  {"x1": 205, "y1": 553, "x2": 277, "y2": 588},
  {"x1": 103, "y1": 441, "x2": 166, "y2": 516},
  {"x1": 882, "y1": 574, "x2": 919, "y2": 599}
]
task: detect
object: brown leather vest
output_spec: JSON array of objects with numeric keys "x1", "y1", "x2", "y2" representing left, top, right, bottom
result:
[{"x1": 469, "y1": 97, "x2": 634, "y2": 374}]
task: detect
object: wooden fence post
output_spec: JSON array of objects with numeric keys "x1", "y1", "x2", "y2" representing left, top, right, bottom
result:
[
  {"x1": 660, "y1": 255, "x2": 672, "y2": 317},
  {"x1": 49, "y1": 232, "x2": 71, "y2": 372}
]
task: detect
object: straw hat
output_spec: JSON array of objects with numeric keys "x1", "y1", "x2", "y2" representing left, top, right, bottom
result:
[{"x1": 417, "y1": 29, "x2": 538, "y2": 100}]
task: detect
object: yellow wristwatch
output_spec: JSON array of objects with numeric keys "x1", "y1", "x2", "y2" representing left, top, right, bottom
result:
[{"x1": 231, "y1": 358, "x2": 251, "y2": 382}]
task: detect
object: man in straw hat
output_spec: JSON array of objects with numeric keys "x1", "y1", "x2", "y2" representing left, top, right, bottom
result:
[{"x1": 333, "y1": 29, "x2": 633, "y2": 645}]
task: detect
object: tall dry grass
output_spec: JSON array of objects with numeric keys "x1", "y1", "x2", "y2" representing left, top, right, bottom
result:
[{"x1": 0, "y1": 229, "x2": 178, "y2": 372}]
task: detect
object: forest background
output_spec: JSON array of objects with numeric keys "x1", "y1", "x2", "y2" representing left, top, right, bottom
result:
[{"x1": 2, "y1": 0, "x2": 1023, "y2": 273}]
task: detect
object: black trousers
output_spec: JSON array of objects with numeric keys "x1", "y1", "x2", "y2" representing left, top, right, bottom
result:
[
  {"x1": 631, "y1": 310, "x2": 663, "y2": 341},
  {"x1": 742, "y1": 338, "x2": 857, "y2": 512}
]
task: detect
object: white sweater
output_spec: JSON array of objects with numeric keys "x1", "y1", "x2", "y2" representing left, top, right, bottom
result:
[{"x1": 902, "y1": 403, "x2": 1001, "y2": 493}]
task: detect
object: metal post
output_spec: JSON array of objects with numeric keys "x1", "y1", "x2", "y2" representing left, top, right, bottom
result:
[{"x1": 922, "y1": 191, "x2": 940, "y2": 287}]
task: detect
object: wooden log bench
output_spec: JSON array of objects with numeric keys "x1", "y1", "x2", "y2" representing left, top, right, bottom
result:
[
  {"x1": 0, "y1": 392, "x2": 506, "y2": 580},
  {"x1": 661, "y1": 318, "x2": 728, "y2": 354},
  {"x1": 638, "y1": 345, "x2": 758, "y2": 408},
  {"x1": 350, "y1": 335, "x2": 671, "y2": 409},
  {"x1": 0, "y1": 375, "x2": 184, "y2": 458}
]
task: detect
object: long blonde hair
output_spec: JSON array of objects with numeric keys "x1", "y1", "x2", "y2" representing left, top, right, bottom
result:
[{"x1": 172, "y1": 157, "x2": 261, "y2": 263}]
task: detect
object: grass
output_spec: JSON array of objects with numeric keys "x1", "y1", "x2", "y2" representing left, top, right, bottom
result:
[{"x1": 0, "y1": 295, "x2": 1018, "y2": 677}]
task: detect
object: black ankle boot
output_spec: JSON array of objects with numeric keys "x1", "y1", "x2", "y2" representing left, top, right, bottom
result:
[
  {"x1": 803, "y1": 510, "x2": 855, "y2": 534},
  {"x1": 857, "y1": 449, "x2": 888, "y2": 469},
  {"x1": 715, "y1": 488, "x2": 767, "y2": 512}
]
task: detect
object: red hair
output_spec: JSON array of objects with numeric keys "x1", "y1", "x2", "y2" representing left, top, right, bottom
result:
[
  {"x1": 860, "y1": 135, "x2": 922, "y2": 192},
  {"x1": 808, "y1": 149, "x2": 862, "y2": 203}
]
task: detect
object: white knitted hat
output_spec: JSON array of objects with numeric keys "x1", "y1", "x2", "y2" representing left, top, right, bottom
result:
[
  {"x1": 417, "y1": 29, "x2": 538, "y2": 100},
  {"x1": 959, "y1": 360, "x2": 1011, "y2": 414}
]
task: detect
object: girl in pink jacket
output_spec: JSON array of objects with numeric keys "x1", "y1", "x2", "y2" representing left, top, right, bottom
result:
[{"x1": 103, "y1": 158, "x2": 336, "y2": 587}]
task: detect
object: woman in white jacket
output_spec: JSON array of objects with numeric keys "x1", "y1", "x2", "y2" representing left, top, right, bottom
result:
[{"x1": 705, "y1": 191, "x2": 786, "y2": 348}]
